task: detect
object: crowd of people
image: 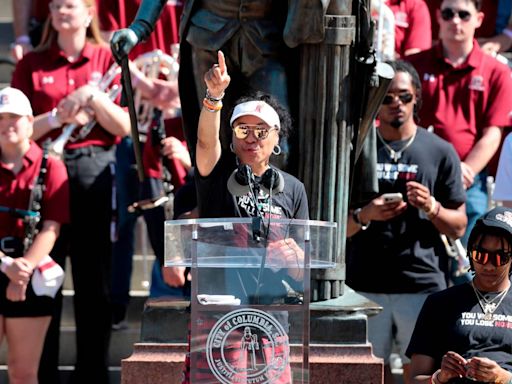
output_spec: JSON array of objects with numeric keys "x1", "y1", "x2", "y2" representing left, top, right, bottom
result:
[{"x1": 1, "y1": 0, "x2": 512, "y2": 383}]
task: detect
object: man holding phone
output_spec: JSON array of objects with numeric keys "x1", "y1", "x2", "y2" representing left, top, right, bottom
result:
[{"x1": 346, "y1": 60, "x2": 467, "y2": 384}]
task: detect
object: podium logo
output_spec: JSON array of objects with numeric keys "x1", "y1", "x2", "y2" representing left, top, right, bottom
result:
[{"x1": 206, "y1": 308, "x2": 289, "y2": 383}]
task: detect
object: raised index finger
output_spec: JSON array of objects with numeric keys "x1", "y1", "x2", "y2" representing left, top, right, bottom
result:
[{"x1": 217, "y1": 50, "x2": 227, "y2": 74}]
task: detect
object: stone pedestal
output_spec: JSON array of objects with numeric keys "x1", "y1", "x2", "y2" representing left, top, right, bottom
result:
[{"x1": 121, "y1": 287, "x2": 383, "y2": 384}]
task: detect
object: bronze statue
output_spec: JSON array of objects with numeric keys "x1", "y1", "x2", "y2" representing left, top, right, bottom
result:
[
  {"x1": 111, "y1": 0, "x2": 390, "y2": 300},
  {"x1": 111, "y1": 0, "x2": 329, "y2": 167}
]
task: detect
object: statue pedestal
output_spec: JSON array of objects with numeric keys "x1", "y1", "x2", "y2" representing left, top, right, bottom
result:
[{"x1": 121, "y1": 288, "x2": 383, "y2": 384}]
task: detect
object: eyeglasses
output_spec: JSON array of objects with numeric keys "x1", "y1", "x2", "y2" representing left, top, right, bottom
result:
[
  {"x1": 440, "y1": 8, "x2": 472, "y2": 22},
  {"x1": 232, "y1": 124, "x2": 278, "y2": 140},
  {"x1": 382, "y1": 93, "x2": 414, "y2": 105},
  {"x1": 469, "y1": 248, "x2": 512, "y2": 267}
]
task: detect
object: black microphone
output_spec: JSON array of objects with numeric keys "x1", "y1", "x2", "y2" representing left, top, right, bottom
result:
[{"x1": 227, "y1": 164, "x2": 263, "y2": 242}]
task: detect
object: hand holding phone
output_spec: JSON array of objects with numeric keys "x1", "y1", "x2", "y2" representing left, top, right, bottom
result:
[{"x1": 382, "y1": 192, "x2": 403, "y2": 204}]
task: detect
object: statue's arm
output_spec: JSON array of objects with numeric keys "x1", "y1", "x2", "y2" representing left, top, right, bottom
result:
[{"x1": 110, "y1": 0, "x2": 167, "y2": 62}]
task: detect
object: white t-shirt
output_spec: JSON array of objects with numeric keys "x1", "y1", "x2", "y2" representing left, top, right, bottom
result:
[{"x1": 494, "y1": 132, "x2": 512, "y2": 202}]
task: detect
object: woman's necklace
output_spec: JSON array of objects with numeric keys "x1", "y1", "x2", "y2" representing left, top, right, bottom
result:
[
  {"x1": 376, "y1": 130, "x2": 417, "y2": 162},
  {"x1": 471, "y1": 281, "x2": 510, "y2": 321}
]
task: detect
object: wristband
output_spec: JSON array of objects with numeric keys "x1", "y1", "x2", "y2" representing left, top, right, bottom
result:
[
  {"x1": 424, "y1": 196, "x2": 441, "y2": 220},
  {"x1": 352, "y1": 208, "x2": 370, "y2": 230},
  {"x1": 15, "y1": 35, "x2": 31, "y2": 45},
  {"x1": 432, "y1": 369, "x2": 447, "y2": 384},
  {"x1": 0, "y1": 256, "x2": 14, "y2": 274},
  {"x1": 495, "y1": 374, "x2": 512, "y2": 384},
  {"x1": 424, "y1": 195, "x2": 436, "y2": 215},
  {"x1": 47, "y1": 108, "x2": 62, "y2": 129},
  {"x1": 205, "y1": 89, "x2": 224, "y2": 102},
  {"x1": 503, "y1": 28, "x2": 512, "y2": 40},
  {"x1": 202, "y1": 98, "x2": 223, "y2": 112}
]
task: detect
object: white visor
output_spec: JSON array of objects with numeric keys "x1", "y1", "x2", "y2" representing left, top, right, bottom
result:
[{"x1": 229, "y1": 100, "x2": 280, "y2": 129}]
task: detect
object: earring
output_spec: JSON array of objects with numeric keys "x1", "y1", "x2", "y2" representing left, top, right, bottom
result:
[
  {"x1": 272, "y1": 144, "x2": 281, "y2": 156},
  {"x1": 85, "y1": 17, "x2": 92, "y2": 27},
  {"x1": 230, "y1": 143, "x2": 235, "y2": 153}
]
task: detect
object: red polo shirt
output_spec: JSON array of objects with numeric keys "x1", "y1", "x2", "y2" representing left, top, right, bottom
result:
[
  {"x1": 427, "y1": 0, "x2": 498, "y2": 40},
  {"x1": 0, "y1": 141, "x2": 69, "y2": 239},
  {"x1": 98, "y1": 0, "x2": 188, "y2": 186},
  {"x1": 387, "y1": 0, "x2": 432, "y2": 57},
  {"x1": 11, "y1": 42, "x2": 121, "y2": 149},
  {"x1": 32, "y1": 0, "x2": 50, "y2": 23},
  {"x1": 142, "y1": 117, "x2": 187, "y2": 188},
  {"x1": 407, "y1": 41, "x2": 512, "y2": 160},
  {"x1": 97, "y1": 0, "x2": 183, "y2": 57}
]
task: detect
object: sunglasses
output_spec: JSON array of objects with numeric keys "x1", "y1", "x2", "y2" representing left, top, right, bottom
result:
[
  {"x1": 232, "y1": 124, "x2": 278, "y2": 140},
  {"x1": 441, "y1": 8, "x2": 472, "y2": 22},
  {"x1": 382, "y1": 93, "x2": 414, "y2": 105},
  {"x1": 469, "y1": 248, "x2": 512, "y2": 267}
]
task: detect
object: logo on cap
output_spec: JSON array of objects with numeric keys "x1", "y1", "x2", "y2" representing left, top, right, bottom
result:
[
  {"x1": 496, "y1": 211, "x2": 512, "y2": 228},
  {"x1": 0, "y1": 95, "x2": 9, "y2": 105}
]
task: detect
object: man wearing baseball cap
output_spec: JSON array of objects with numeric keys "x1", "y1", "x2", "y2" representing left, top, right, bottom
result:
[
  {"x1": 407, "y1": 206, "x2": 512, "y2": 384},
  {"x1": 0, "y1": 86, "x2": 69, "y2": 383}
]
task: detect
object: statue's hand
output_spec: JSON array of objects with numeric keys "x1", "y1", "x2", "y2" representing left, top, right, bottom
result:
[
  {"x1": 204, "y1": 50, "x2": 231, "y2": 98},
  {"x1": 110, "y1": 28, "x2": 139, "y2": 63}
]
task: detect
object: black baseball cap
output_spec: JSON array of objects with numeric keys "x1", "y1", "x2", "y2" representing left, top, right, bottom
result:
[{"x1": 469, "y1": 207, "x2": 512, "y2": 248}]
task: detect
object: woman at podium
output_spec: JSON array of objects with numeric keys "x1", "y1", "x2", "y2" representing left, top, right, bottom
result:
[
  {"x1": 184, "y1": 49, "x2": 309, "y2": 383},
  {"x1": 195, "y1": 50, "x2": 309, "y2": 222},
  {"x1": 193, "y1": 50, "x2": 309, "y2": 302}
]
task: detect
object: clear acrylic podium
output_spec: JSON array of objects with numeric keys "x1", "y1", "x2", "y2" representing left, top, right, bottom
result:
[{"x1": 165, "y1": 218, "x2": 337, "y2": 384}]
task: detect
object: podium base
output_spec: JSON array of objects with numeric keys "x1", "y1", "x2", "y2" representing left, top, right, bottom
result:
[
  {"x1": 122, "y1": 343, "x2": 382, "y2": 384},
  {"x1": 122, "y1": 288, "x2": 383, "y2": 384}
]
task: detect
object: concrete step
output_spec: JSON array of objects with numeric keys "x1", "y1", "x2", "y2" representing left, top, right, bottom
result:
[
  {"x1": 0, "y1": 367, "x2": 123, "y2": 384},
  {"x1": 0, "y1": 294, "x2": 148, "y2": 366},
  {"x1": 62, "y1": 254, "x2": 155, "y2": 293}
]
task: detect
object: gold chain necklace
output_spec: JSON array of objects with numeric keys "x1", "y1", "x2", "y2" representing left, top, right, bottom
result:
[
  {"x1": 471, "y1": 281, "x2": 510, "y2": 321},
  {"x1": 376, "y1": 130, "x2": 417, "y2": 162}
]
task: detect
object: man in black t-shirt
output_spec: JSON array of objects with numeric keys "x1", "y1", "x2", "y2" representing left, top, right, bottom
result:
[
  {"x1": 346, "y1": 60, "x2": 467, "y2": 384},
  {"x1": 406, "y1": 206, "x2": 512, "y2": 384}
]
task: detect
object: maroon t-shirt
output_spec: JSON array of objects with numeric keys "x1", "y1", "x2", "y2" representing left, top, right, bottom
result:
[
  {"x1": 408, "y1": 41, "x2": 512, "y2": 160},
  {"x1": 11, "y1": 42, "x2": 122, "y2": 149},
  {"x1": 387, "y1": 0, "x2": 432, "y2": 57},
  {"x1": 32, "y1": 0, "x2": 50, "y2": 23},
  {"x1": 0, "y1": 141, "x2": 69, "y2": 239}
]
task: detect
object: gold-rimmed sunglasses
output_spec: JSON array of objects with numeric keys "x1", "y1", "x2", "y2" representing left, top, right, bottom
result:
[{"x1": 232, "y1": 124, "x2": 279, "y2": 141}]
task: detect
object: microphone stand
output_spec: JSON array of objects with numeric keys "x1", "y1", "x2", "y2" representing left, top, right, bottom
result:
[{"x1": 250, "y1": 172, "x2": 275, "y2": 305}]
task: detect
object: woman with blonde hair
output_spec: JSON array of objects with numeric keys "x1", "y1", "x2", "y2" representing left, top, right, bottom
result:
[
  {"x1": 0, "y1": 86, "x2": 69, "y2": 384},
  {"x1": 11, "y1": 0, "x2": 130, "y2": 382}
]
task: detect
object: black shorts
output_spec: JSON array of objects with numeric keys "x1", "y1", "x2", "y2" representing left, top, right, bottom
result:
[{"x1": 0, "y1": 238, "x2": 57, "y2": 318}]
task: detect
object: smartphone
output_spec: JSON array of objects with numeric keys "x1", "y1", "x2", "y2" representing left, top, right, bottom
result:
[{"x1": 382, "y1": 192, "x2": 403, "y2": 203}]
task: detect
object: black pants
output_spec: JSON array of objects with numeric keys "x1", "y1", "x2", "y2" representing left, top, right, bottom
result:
[
  {"x1": 38, "y1": 225, "x2": 69, "y2": 384},
  {"x1": 65, "y1": 146, "x2": 115, "y2": 384}
]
